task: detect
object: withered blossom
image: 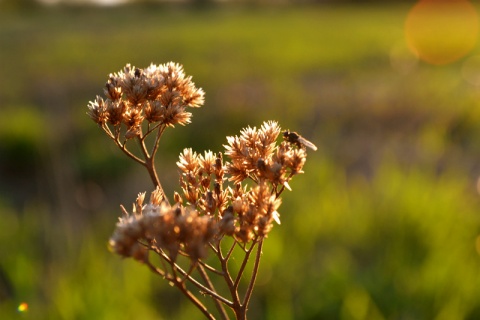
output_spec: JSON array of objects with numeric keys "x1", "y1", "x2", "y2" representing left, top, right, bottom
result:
[
  {"x1": 87, "y1": 62, "x2": 205, "y2": 137},
  {"x1": 143, "y1": 100, "x2": 164, "y2": 123},
  {"x1": 198, "y1": 151, "x2": 216, "y2": 175},
  {"x1": 109, "y1": 188, "x2": 218, "y2": 262},
  {"x1": 177, "y1": 148, "x2": 201, "y2": 174},
  {"x1": 224, "y1": 120, "x2": 306, "y2": 192},
  {"x1": 87, "y1": 96, "x2": 108, "y2": 125},
  {"x1": 162, "y1": 103, "x2": 193, "y2": 127},
  {"x1": 106, "y1": 100, "x2": 126, "y2": 126}
]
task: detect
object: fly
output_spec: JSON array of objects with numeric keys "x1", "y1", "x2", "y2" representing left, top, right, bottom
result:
[{"x1": 283, "y1": 130, "x2": 317, "y2": 151}]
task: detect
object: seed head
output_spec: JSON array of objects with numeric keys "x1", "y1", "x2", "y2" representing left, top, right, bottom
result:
[{"x1": 87, "y1": 62, "x2": 204, "y2": 133}]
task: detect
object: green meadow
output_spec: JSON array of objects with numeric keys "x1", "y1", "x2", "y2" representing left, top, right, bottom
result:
[{"x1": 2, "y1": 3, "x2": 480, "y2": 319}]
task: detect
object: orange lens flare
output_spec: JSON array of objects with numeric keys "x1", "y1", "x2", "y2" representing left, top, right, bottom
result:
[{"x1": 405, "y1": 0, "x2": 479, "y2": 65}]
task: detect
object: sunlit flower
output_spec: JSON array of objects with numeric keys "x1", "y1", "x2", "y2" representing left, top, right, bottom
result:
[
  {"x1": 87, "y1": 96, "x2": 108, "y2": 125},
  {"x1": 87, "y1": 62, "x2": 204, "y2": 132}
]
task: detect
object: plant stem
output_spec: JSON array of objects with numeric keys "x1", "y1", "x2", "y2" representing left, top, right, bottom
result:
[
  {"x1": 197, "y1": 264, "x2": 230, "y2": 320},
  {"x1": 142, "y1": 154, "x2": 170, "y2": 205},
  {"x1": 173, "y1": 278, "x2": 215, "y2": 320},
  {"x1": 152, "y1": 247, "x2": 234, "y2": 307},
  {"x1": 134, "y1": 132, "x2": 170, "y2": 205},
  {"x1": 242, "y1": 238, "x2": 263, "y2": 311},
  {"x1": 234, "y1": 240, "x2": 257, "y2": 290},
  {"x1": 217, "y1": 241, "x2": 241, "y2": 316}
]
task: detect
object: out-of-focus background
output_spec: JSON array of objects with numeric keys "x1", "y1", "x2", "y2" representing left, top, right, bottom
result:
[{"x1": 2, "y1": 0, "x2": 480, "y2": 319}]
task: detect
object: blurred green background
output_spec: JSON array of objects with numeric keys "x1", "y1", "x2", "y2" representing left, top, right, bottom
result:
[{"x1": 2, "y1": 1, "x2": 480, "y2": 319}]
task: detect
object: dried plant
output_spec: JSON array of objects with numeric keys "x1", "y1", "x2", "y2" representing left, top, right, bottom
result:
[{"x1": 87, "y1": 62, "x2": 315, "y2": 319}]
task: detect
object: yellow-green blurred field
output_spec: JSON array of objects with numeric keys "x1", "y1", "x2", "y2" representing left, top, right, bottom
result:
[{"x1": 2, "y1": 2, "x2": 480, "y2": 319}]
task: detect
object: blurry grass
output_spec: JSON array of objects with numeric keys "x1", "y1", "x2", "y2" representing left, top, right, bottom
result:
[
  {"x1": 261, "y1": 158, "x2": 480, "y2": 319},
  {"x1": 0, "y1": 4, "x2": 409, "y2": 102},
  {"x1": 1, "y1": 3, "x2": 480, "y2": 319},
  {"x1": 0, "y1": 201, "x2": 162, "y2": 320}
]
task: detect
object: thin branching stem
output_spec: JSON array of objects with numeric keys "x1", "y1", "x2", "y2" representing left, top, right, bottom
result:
[
  {"x1": 173, "y1": 275, "x2": 215, "y2": 320},
  {"x1": 197, "y1": 264, "x2": 230, "y2": 320},
  {"x1": 225, "y1": 240, "x2": 237, "y2": 261},
  {"x1": 145, "y1": 259, "x2": 214, "y2": 319},
  {"x1": 178, "y1": 285, "x2": 215, "y2": 320},
  {"x1": 151, "y1": 247, "x2": 234, "y2": 307},
  {"x1": 144, "y1": 155, "x2": 161, "y2": 187},
  {"x1": 233, "y1": 239, "x2": 257, "y2": 291},
  {"x1": 209, "y1": 242, "x2": 219, "y2": 254},
  {"x1": 151, "y1": 124, "x2": 167, "y2": 159},
  {"x1": 144, "y1": 122, "x2": 163, "y2": 137},
  {"x1": 101, "y1": 123, "x2": 115, "y2": 140},
  {"x1": 182, "y1": 262, "x2": 198, "y2": 283},
  {"x1": 198, "y1": 258, "x2": 224, "y2": 276},
  {"x1": 102, "y1": 124, "x2": 146, "y2": 164},
  {"x1": 118, "y1": 141, "x2": 145, "y2": 165},
  {"x1": 145, "y1": 260, "x2": 168, "y2": 279},
  {"x1": 216, "y1": 241, "x2": 240, "y2": 310},
  {"x1": 163, "y1": 257, "x2": 216, "y2": 320},
  {"x1": 242, "y1": 238, "x2": 263, "y2": 308},
  {"x1": 131, "y1": 130, "x2": 169, "y2": 204}
]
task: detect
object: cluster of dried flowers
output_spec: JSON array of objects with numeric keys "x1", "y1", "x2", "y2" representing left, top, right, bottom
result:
[
  {"x1": 87, "y1": 62, "x2": 204, "y2": 139},
  {"x1": 109, "y1": 120, "x2": 308, "y2": 262},
  {"x1": 87, "y1": 62, "x2": 205, "y2": 198},
  {"x1": 87, "y1": 62, "x2": 314, "y2": 320}
]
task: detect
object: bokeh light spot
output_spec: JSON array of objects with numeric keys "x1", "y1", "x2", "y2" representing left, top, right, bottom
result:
[
  {"x1": 17, "y1": 302, "x2": 28, "y2": 313},
  {"x1": 405, "y1": 0, "x2": 479, "y2": 65}
]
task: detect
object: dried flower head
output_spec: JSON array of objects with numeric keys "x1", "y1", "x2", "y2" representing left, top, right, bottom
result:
[
  {"x1": 224, "y1": 120, "x2": 309, "y2": 192},
  {"x1": 87, "y1": 96, "x2": 108, "y2": 126},
  {"x1": 87, "y1": 62, "x2": 205, "y2": 139},
  {"x1": 109, "y1": 187, "x2": 218, "y2": 262}
]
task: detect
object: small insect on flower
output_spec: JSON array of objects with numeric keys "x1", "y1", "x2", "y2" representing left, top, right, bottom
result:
[{"x1": 283, "y1": 130, "x2": 318, "y2": 151}]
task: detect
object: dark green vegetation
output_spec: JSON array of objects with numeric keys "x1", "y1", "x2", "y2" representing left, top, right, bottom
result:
[{"x1": 1, "y1": 3, "x2": 480, "y2": 319}]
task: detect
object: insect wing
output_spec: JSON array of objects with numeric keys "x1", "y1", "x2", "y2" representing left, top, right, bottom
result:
[{"x1": 297, "y1": 136, "x2": 318, "y2": 151}]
